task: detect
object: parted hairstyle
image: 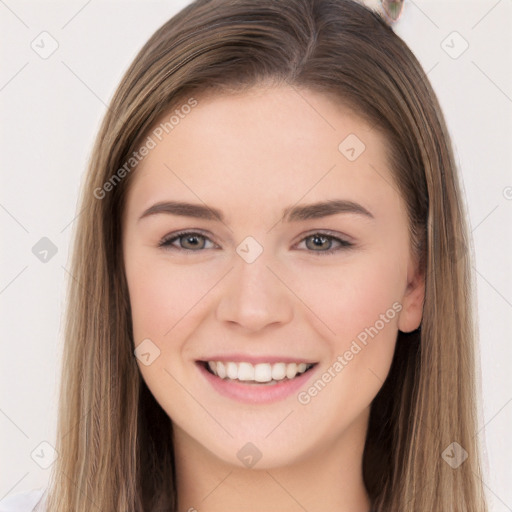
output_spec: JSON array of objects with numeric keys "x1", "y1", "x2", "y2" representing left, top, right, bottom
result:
[{"x1": 45, "y1": 0, "x2": 487, "y2": 510}]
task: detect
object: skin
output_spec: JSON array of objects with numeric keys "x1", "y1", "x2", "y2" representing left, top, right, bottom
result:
[{"x1": 122, "y1": 85, "x2": 425, "y2": 512}]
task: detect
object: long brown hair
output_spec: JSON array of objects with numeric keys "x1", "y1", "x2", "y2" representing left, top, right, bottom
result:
[{"x1": 45, "y1": 0, "x2": 487, "y2": 510}]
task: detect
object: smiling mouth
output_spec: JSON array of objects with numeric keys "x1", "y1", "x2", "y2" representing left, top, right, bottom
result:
[{"x1": 200, "y1": 360, "x2": 317, "y2": 386}]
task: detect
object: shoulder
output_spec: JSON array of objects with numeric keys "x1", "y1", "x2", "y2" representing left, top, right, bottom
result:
[{"x1": 0, "y1": 488, "x2": 46, "y2": 512}]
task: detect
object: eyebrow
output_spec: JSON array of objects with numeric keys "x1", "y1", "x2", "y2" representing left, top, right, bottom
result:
[{"x1": 138, "y1": 199, "x2": 374, "y2": 224}]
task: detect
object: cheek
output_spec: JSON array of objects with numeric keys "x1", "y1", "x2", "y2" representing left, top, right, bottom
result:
[
  {"x1": 295, "y1": 271, "x2": 400, "y2": 429},
  {"x1": 124, "y1": 256, "x2": 209, "y2": 417},
  {"x1": 125, "y1": 255, "x2": 208, "y2": 341},
  {"x1": 292, "y1": 253, "x2": 403, "y2": 400},
  {"x1": 293, "y1": 252, "x2": 405, "y2": 342}
]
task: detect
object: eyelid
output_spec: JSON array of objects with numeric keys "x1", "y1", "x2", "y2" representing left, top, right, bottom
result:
[
  {"x1": 296, "y1": 228, "x2": 354, "y2": 245},
  {"x1": 159, "y1": 229, "x2": 218, "y2": 251},
  {"x1": 158, "y1": 229, "x2": 354, "y2": 254},
  {"x1": 294, "y1": 230, "x2": 354, "y2": 256}
]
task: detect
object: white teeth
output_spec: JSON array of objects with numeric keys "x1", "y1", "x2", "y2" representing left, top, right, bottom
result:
[
  {"x1": 226, "y1": 362, "x2": 238, "y2": 380},
  {"x1": 271, "y1": 362, "x2": 286, "y2": 380},
  {"x1": 206, "y1": 360, "x2": 313, "y2": 382},
  {"x1": 286, "y1": 363, "x2": 297, "y2": 379},
  {"x1": 254, "y1": 363, "x2": 272, "y2": 383},
  {"x1": 216, "y1": 361, "x2": 226, "y2": 378},
  {"x1": 238, "y1": 362, "x2": 254, "y2": 381}
]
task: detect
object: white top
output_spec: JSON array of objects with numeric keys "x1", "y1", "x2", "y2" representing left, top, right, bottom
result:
[{"x1": 0, "y1": 489, "x2": 46, "y2": 512}]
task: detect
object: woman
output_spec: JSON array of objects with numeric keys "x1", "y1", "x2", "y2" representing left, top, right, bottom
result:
[{"x1": 3, "y1": 0, "x2": 488, "y2": 510}]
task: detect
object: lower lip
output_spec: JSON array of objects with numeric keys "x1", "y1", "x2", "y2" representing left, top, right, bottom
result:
[{"x1": 196, "y1": 362, "x2": 317, "y2": 404}]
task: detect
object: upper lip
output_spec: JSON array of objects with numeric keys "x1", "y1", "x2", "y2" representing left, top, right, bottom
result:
[{"x1": 198, "y1": 354, "x2": 317, "y2": 365}]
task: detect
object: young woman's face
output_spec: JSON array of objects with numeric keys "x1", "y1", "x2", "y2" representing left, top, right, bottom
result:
[{"x1": 122, "y1": 85, "x2": 424, "y2": 469}]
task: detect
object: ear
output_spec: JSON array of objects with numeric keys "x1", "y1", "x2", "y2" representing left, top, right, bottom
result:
[{"x1": 397, "y1": 256, "x2": 425, "y2": 333}]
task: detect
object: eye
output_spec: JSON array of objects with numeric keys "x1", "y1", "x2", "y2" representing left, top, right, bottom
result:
[
  {"x1": 296, "y1": 232, "x2": 353, "y2": 255},
  {"x1": 159, "y1": 231, "x2": 217, "y2": 252},
  {"x1": 158, "y1": 230, "x2": 353, "y2": 255}
]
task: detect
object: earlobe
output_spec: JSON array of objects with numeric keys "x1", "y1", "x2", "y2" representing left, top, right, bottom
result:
[{"x1": 397, "y1": 267, "x2": 425, "y2": 334}]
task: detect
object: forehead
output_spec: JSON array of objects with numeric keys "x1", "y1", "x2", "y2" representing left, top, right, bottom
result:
[{"x1": 125, "y1": 86, "x2": 399, "y2": 220}]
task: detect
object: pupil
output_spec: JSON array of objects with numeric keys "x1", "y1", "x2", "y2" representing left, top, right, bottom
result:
[
  {"x1": 185, "y1": 235, "x2": 201, "y2": 248},
  {"x1": 313, "y1": 235, "x2": 327, "y2": 248}
]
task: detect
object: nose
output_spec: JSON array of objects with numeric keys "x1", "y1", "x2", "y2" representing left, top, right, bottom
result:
[{"x1": 215, "y1": 251, "x2": 294, "y2": 333}]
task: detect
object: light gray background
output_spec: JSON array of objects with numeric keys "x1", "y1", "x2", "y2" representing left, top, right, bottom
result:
[{"x1": 1, "y1": 0, "x2": 511, "y2": 509}]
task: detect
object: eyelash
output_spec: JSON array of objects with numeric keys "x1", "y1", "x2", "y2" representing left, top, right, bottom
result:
[{"x1": 158, "y1": 230, "x2": 353, "y2": 256}]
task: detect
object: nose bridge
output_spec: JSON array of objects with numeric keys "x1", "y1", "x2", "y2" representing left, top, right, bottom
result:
[{"x1": 215, "y1": 241, "x2": 293, "y2": 331}]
